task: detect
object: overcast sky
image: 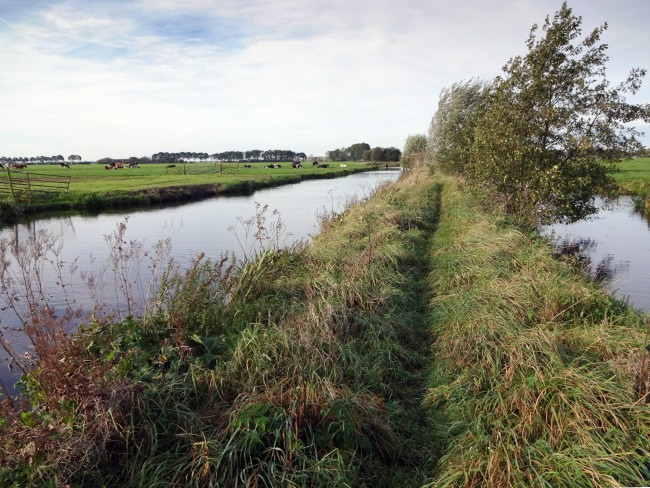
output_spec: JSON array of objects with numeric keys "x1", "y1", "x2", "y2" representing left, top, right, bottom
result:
[{"x1": 1, "y1": 0, "x2": 648, "y2": 161}]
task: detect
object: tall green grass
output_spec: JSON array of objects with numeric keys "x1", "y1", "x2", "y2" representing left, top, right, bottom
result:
[
  {"x1": 0, "y1": 164, "x2": 441, "y2": 486},
  {"x1": 423, "y1": 175, "x2": 650, "y2": 487}
]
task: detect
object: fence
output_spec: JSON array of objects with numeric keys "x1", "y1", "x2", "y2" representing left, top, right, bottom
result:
[{"x1": 0, "y1": 169, "x2": 71, "y2": 206}]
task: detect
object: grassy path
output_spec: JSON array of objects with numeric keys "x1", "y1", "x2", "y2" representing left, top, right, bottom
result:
[
  {"x1": 3, "y1": 164, "x2": 649, "y2": 486},
  {"x1": 422, "y1": 174, "x2": 650, "y2": 487}
]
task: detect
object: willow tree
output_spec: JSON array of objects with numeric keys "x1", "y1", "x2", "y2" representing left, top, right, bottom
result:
[
  {"x1": 401, "y1": 134, "x2": 428, "y2": 168},
  {"x1": 428, "y1": 79, "x2": 491, "y2": 175},
  {"x1": 470, "y1": 2, "x2": 650, "y2": 227}
]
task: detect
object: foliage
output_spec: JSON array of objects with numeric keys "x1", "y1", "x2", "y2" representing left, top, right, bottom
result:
[
  {"x1": 469, "y1": 2, "x2": 650, "y2": 227},
  {"x1": 326, "y1": 143, "x2": 401, "y2": 162},
  {"x1": 401, "y1": 134, "x2": 428, "y2": 168},
  {"x1": 428, "y1": 78, "x2": 491, "y2": 174}
]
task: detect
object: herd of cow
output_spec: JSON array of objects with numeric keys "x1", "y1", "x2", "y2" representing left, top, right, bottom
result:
[
  {"x1": 245, "y1": 161, "x2": 331, "y2": 169},
  {"x1": 1, "y1": 161, "x2": 336, "y2": 171}
]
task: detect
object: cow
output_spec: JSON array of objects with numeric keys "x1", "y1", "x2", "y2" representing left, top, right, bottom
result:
[
  {"x1": 105, "y1": 165, "x2": 113, "y2": 170},
  {"x1": 317, "y1": 164, "x2": 329, "y2": 168},
  {"x1": 166, "y1": 164, "x2": 176, "y2": 169},
  {"x1": 10, "y1": 163, "x2": 27, "y2": 169},
  {"x1": 312, "y1": 161, "x2": 319, "y2": 166},
  {"x1": 128, "y1": 163, "x2": 139, "y2": 168},
  {"x1": 60, "y1": 162, "x2": 70, "y2": 168},
  {"x1": 292, "y1": 161, "x2": 302, "y2": 168},
  {"x1": 243, "y1": 164, "x2": 252, "y2": 168}
]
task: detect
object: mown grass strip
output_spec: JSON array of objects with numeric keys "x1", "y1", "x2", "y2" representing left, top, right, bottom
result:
[{"x1": 423, "y1": 174, "x2": 650, "y2": 487}]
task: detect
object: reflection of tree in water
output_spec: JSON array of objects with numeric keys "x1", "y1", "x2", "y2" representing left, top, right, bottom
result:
[
  {"x1": 630, "y1": 195, "x2": 650, "y2": 228},
  {"x1": 555, "y1": 238, "x2": 627, "y2": 283}
]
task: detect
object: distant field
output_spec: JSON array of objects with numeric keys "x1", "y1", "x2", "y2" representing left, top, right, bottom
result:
[
  {"x1": 1, "y1": 161, "x2": 369, "y2": 194},
  {"x1": 0, "y1": 161, "x2": 378, "y2": 220},
  {"x1": 613, "y1": 157, "x2": 650, "y2": 194}
]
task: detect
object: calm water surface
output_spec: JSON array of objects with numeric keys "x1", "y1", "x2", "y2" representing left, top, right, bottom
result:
[
  {"x1": 0, "y1": 170, "x2": 400, "y2": 395},
  {"x1": 545, "y1": 195, "x2": 650, "y2": 312}
]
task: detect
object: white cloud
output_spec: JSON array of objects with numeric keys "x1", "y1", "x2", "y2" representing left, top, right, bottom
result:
[{"x1": 1, "y1": 0, "x2": 648, "y2": 160}]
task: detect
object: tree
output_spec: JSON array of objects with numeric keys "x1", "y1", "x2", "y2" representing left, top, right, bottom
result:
[
  {"x1": 428, "y1": 79, "x2": 491, "y2": 174},
  {"x1": 68, "y1": 155, "x2": 82, "y2": 163},
  {"x1": 370, "y1": 147, "x2": 385, "y2": 162},
  {"x1": 384, "y1": 147, "x2": 402, "y2": 162},
  {"x1": 401, "y1": 134, "x2": 428, "y2": 168},
  {"x1": 349, "y1": 143, "x2": 370, "y2": 161},
  {"x1": 470, "y1": 2, "x2": 650, "y2": 227}
]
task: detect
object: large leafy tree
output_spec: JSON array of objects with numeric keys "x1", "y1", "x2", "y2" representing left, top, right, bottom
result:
[{"x1": 470, "y1": 2, "x2": 650, "y2": 227}]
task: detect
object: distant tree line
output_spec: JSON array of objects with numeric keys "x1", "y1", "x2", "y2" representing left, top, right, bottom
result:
[
  {"x1": 150, "y1": 150, "x2": 308, "y2": 164},
  {"x1": 326, "y1": 142, "x2": 401, "y2": 162},
  {"x1": 0, "y1": 155, "x2": 69, "y2": 164}
]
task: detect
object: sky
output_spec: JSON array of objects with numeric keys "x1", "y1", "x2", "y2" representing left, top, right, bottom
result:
[{"x1": 1, "y1": 0, "x2": 649, "y2": 161}]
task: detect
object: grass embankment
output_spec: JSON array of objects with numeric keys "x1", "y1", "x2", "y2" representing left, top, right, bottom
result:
[
  {"x1": 0, "y1": 164, "x2": 441, "y2": 486},
  {"x1": 2, "y1": 165, "x2": 648, "y2": 486},
  {"x1": 424, "y1": 175, "x2": 650, "y2": 487},
  {"x1": 0, "y1": 162, "x2": 376, "y2": 222},
  {"x1": 614, "y1": 157, "x2": 650, "y2": 194},
  {"x1": 613, "y1": 157, "x2": 650, "y2": 213}
]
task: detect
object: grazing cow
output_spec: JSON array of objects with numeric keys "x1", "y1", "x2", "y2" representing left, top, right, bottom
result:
[
  {"x1": 105, "y1": 165, "x2": 113, "y2": 170},
  {"x1": 292, "y1": 161, "x2": 302, "y2": 168},
  {"x1": 60, "y1": 162, "x2": 70, "y2": 168},
  {"x1": 11, "y1": 163, "x2": 27, "y2": 169},
  {"x1": 265, "y1": 164, "x2": 276, "y2": 169},
  {"x1": 243, "y1": 164, "x2": 252, "y2": 168},
  {"x1": 128, "y1": 163, "x2": 139, "y2": 168},
  {"x1": 312, "y1": 161, "x2": 319, "y2": 166}
]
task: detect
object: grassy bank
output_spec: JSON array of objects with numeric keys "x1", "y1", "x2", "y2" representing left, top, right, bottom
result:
[
  {"x1": 0, "y1": 164, "x2": 440, "y2": 486},
  {"x1": 0, "y1": 161, "x2": 377, "y2": 223},
  {"x1": 424, "y1": 174, "x2": 650, "y2": 487},
  {"x1": 1, "y1": 164, "x2": 648, "y2": 486},
  {"x1": 613, "y1": 157, "x2": 650, "y2": 194}
]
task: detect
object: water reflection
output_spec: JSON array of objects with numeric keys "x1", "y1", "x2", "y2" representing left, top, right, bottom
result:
[
  {"x1": 0, "y1": 170, "x2": 401, "y2": 396},
  {"x1": 545, "y1": 195, "x2": 650, "y2": 312}
]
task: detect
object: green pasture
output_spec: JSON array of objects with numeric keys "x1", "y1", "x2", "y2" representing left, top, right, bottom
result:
[
  {"x1": 0, "y1": 161, "x2": 377, "y2": 220},
  {"x1": 613, "y1": 157, "x2": 650, "y2": 194},
  {"x1": 2, "y1": 161, "x2": 369, "y2": 194}
]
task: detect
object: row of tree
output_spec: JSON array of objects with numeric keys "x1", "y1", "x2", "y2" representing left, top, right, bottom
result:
[
  {"x1": 149, "y1": 150, "x2": 308, "y2": 164},
  {"x1": 425, "y1": 2, "x2": 650, "y2": 228},
  {"x1": 326, "y1": 143, "x2": 401, "y2": 162},
  {"x1": 0, "y1": 155, "x2": 79, "y2": 164}
]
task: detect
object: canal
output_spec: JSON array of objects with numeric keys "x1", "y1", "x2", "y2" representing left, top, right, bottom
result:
[{"x1": 0, "y1": 169, "x2": 401, "y2": 395}]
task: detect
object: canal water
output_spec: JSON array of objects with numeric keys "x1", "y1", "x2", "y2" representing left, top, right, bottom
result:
[
  {"x1": 545, "y1": 195, "x2": 650, "y2": 313},
  {"x1": 0, "y1": 169, "x2": 401, "y2": 395}
]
